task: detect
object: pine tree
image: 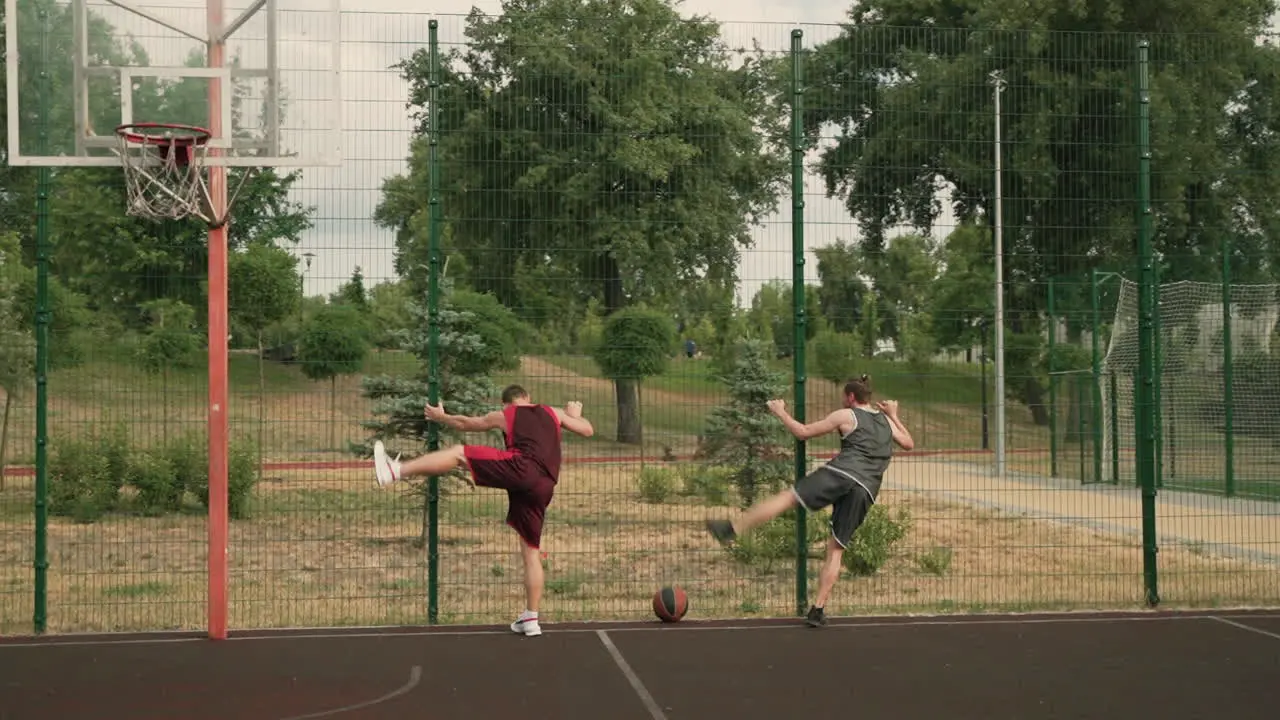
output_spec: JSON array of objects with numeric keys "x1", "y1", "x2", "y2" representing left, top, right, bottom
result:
[
  {"x1": 697, "y1": 338, "x2": 792, "y2": 506},
  {"x1": 357, "y1": 278, "x2": 520, "y2": 474}
]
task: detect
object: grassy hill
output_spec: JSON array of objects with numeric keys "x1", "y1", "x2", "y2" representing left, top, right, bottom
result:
[{"x1": 0, "y1": 349, "x2": 1049, "y2": 469}]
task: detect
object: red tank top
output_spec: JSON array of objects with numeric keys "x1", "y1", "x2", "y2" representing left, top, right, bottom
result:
[{"x1": 502, "y1": 404, "x2": 562, "y2": 480}]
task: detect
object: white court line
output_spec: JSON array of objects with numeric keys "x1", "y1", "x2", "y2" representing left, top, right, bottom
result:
[
  {"x1": 276, "y1": 666, "x2": 422, "y2": 720},
  {"x1": 597, "y1": 631, "x2": 668, "y2": 720},
  {"x1": 1211, "y1": 616, "x2": 1280, "y2": 643},
  {"x1": 4, "y1": 613, "x2": 1280, "y2": 650}
]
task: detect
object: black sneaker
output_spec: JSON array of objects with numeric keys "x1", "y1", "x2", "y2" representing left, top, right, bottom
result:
[
  {"x1": 705, "y1": 519, "x2": 736, "y2": 545},
  {"x1": 805, "y1": 606, "x2": 827, "y2": 628}
]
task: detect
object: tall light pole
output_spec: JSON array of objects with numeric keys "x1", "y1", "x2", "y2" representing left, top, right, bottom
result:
[{"x1": 991, "y1": 70, "x2": 1007, "y2": 478}]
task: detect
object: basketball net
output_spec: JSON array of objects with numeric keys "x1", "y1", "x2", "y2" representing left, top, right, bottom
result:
[{"x1": 115, "y1": 123, "x2": 253, "y2": 229}]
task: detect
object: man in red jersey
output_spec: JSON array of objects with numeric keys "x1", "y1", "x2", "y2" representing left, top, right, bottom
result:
[{"x1": 372, "y1": 384, "x2": 594, "y2": 637}]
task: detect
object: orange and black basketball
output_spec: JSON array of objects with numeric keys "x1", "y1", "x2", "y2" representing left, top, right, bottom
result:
[{"x1": 652, "y1": 586, "x2": 688, "y2": 623}]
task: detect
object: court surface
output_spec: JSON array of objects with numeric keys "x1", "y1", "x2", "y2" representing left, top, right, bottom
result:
[{"x1": 2, "y1": 609, "x2": 1278, "y2": 720}]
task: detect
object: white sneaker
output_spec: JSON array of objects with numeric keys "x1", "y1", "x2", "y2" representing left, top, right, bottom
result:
[
  {"x1": 510, "y1": 612, "x2": 542, "y2": 637},
  {"x1": 373, "y1": 441, "x2": 401, "y2": 488}
]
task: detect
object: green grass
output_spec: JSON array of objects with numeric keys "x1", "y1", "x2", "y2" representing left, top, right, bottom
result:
[{"x1": 0, "y1": 344, "x2": 1044, "y2": 467}]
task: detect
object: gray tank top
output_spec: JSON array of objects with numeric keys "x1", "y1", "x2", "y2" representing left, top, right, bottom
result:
[{"x1": 825, "y1": 407, "x2": 894, "y2": 500}]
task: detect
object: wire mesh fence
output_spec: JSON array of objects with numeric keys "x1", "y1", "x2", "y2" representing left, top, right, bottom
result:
[{"x1": 2, "y1": 5, "x2": 1279, "y2": 635}]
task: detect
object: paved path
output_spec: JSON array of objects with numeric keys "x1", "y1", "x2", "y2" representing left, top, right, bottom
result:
[{"x1": 852, "y1": 457, "x2": 1280, "y2": 567}]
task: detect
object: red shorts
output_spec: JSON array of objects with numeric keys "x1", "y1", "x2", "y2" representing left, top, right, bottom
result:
[{"x1": 462, "y1": 446, "x2": 556, "y2": 549}]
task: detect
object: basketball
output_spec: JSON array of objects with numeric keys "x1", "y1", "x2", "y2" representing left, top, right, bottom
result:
[{"x1": 652, "y1": 586, "x2": 689, "y2": 622}]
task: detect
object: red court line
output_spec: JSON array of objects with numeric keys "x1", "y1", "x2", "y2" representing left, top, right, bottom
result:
[{"x1": 0, "y1": 447, "x2": 1048, "y2": 478}]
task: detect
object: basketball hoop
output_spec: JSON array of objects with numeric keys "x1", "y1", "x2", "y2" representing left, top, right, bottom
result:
[{"x1": 114, "y1": 122, "x2": 247, "y2": 228}]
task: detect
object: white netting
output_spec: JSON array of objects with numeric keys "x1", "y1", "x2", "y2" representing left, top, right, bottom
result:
[
  {"x1": 1100, "y1": 279, "x2": 1280, "y2": 492},
  {"x1": 116, "y1": 129, "x2": 215, "y2": 224}
]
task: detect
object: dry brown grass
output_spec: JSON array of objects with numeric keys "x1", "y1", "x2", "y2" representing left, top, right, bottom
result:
[{"x1": 1, "y1": 462, "x2": 1275, "y2": 636}]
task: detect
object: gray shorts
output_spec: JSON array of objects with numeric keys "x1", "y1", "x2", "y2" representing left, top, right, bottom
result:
[{"x1": 791, "y1": 466, "x2": 874, "y2": 548}]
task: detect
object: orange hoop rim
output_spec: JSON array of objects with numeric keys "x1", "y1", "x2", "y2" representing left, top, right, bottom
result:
[{"x1": 115, "y1": 122, "x2": 213, "y2": 147}]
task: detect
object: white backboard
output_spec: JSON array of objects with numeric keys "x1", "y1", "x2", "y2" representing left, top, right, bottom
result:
[{"x1": 5, "y1": 0, "x2": 342, "y2": 167}]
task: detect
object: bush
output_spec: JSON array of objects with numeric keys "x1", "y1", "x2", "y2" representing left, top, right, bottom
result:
[
  {"x1": 916, "y1": 546, "x2": 954, "y2": 576},
  {"x1": 593, "y1": 307, "x2": 678, "y2": 381},
  {"x1": 187, "y1": 438, "x2": 260, "y2": 520},
  {"x1": 727, "y1": 510, "x2": 828, "y2": 571},
  {"x1": 48, "y1": 438, "x2": 121, "y2": 523},
  {"x1": 637, "y1": 467, "x2": 678, "y2": 504},
  {"x1": 844, "y1": 505, "x2": 912, "y2": 576},
  {"x1": 47, "y1": 429, "x2": 259, "y2": 522},
  {"x1": 681, "y1": 464, "x2": 734, "y2": 506},
  {"x1": 131, "y1": 452, "x2": 183, "y2": 516}
]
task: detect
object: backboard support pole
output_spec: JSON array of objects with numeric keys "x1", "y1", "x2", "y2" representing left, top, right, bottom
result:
[
  {"x1": 266, "y1": 0, "x2": 279, "y2": 157},
  {"x1": 206, "y1": 0, "x2": 231, "y2": 642}
]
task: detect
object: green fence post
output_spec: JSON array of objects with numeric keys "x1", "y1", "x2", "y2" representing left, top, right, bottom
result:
[
  {"x1": 31, "y1": 4, "x2": 55, "y2": 636},
  {"x1": 1090, "y1": 269, "x2": 1104, "y2": 484},
  {"x1": 1047, "y1": 278, "x2": 1058, "y2": 477},
  {"x1": 425, "y1": 19, "x2": 442, "y2": 625},
  {"x1": 789, "y1": 28, "x2": 809, "y2": 617},
  {"x1": 1134, "y1": 38, "x2": 1160, "y2": 607},
  {"x1": 1221, "y1": 237, "x2": 1235, "y2": 497}
]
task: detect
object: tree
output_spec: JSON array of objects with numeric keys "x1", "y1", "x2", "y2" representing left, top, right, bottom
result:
[
  {"x1": 298, "y1": 303, "x2": 371, "y2": 450},
  {"x1": 929, "y1": 223, "x2": 994, "y2": 355},
  {"x1": 810, "y1": 329, "x2": 864, "y2": 385},
  {"x1": 1, "y1": 0, "x2": 313, "y2": 332},
  {"x1": 800, "y1": 0, "x2": 1280, "y2": 424},
  {"x1": 360, "y1": 282, "x2": 526, "y2": 455},
  {"x1": 359, "y1": 282, "x2": 525, "y2": 545},
  {"x1": 333, "y1": 266, "x2": 369, "y2": 310},
  {"x1": 697, "y1": 338, "x2": 791, "y2": 506},
  {"x1": 0, "y1": 233, "x2": 34, "y2": 491},
  {"x1": 229, "y1": 242, "x2": 301, "y2": 468},
  {"x1": 384, "y1": 0, "x2": 789, "y2": 435},
  {"x1": 593, "y1": 307, "x2": 678, "y2": 444},
  {"x1": 814, "y1": 241, "x2": 870, "y2": 335}
]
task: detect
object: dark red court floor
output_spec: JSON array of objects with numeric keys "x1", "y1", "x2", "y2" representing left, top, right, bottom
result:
[{"x1": 2, "y1": 610, "x2": 1278, "y2": 720}]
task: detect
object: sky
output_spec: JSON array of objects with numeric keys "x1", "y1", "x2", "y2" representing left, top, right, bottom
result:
[{"x1": 49, "y1": 0, "x2": 953, "y2": 303}]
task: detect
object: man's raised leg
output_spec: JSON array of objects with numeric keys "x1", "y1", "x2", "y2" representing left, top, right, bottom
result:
[
  {"x1": 704, "y1": 487, "x2": 798, "y2": 544},
  {"x1": 373, "y1": 441, "x2": 467, "y2": 488}
]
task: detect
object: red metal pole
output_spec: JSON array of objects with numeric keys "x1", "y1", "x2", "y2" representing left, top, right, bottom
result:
[{"x1": 206, "y1": 0, "x2": 229, "y2": 641}]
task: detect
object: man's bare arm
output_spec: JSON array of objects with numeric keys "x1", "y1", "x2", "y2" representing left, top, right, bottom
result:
[
  {"x1": 768, "y1": 401, "x2": 849, "y2": 441},
  {"x1": 877, "y1": 400, "x2": 915, "y2": 450},
  {"x1": 554, "y1": 402, "x2": 595, "y2": 438},
  {"x1": 426, "y1": 404, "x2": 505, "y2": 433}
]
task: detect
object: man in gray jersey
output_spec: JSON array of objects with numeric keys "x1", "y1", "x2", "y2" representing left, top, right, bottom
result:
[{"x1": 704, "y1": 375, "x2": 915, "y2": 627}]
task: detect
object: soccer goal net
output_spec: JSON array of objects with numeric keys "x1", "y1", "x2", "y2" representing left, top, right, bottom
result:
[{"x1": 1099, "y1": 278, "x2": 1280, "y2": 497}]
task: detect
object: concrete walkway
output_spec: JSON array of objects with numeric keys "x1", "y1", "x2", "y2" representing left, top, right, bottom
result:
[{"x1": 856, "y1": 457, "x2": 1280, "y2": 567}]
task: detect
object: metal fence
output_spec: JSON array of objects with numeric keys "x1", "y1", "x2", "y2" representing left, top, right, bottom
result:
[{"x1": 2, "y1": 9, "x2": 1279, "y2": 636}]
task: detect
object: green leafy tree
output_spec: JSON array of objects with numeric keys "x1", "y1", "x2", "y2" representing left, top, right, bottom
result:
[
  {"x1": 137, "y1": 299, "x2": 201, "y2": 373},
  {"x1": 1, "y1": 1, "x2": 313, "y2": 332},
  {"x1": 697, "y1": 338, "x2": 792, "y2": 506},
  {"x1": 383, "y1": 0, "x2": 788, "y2": 428},
  {"x1": 0, "y1": 233, "x2": 34, "y2": 490},
  {"x1": 814, "y1": 241, "x2": 869, "y2": 334},
  {"x1": 810, "y1": 329, "x2": 864, "y2": 386},
  {"x1": 593, "y1": 307, "x2": 678, "y2": 445},
  {"x1": 800, "y1": 0, "x2": 1280, "y2": 424},
  {"x1": 929, "y1": 223, "x2": 994, "y2": 354},
  {"x1": 333, "y1": 266, "x2": 369, "y2": 310},
  {"x1": 229, "y1": 242, "x2": 300, "y2": 466},
  {"x1": 365, "y1": 280, "x2": 415, "y2": 350},
  {"x1": 299, "y1": 303, "x2": 371, "y2": 450}
]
